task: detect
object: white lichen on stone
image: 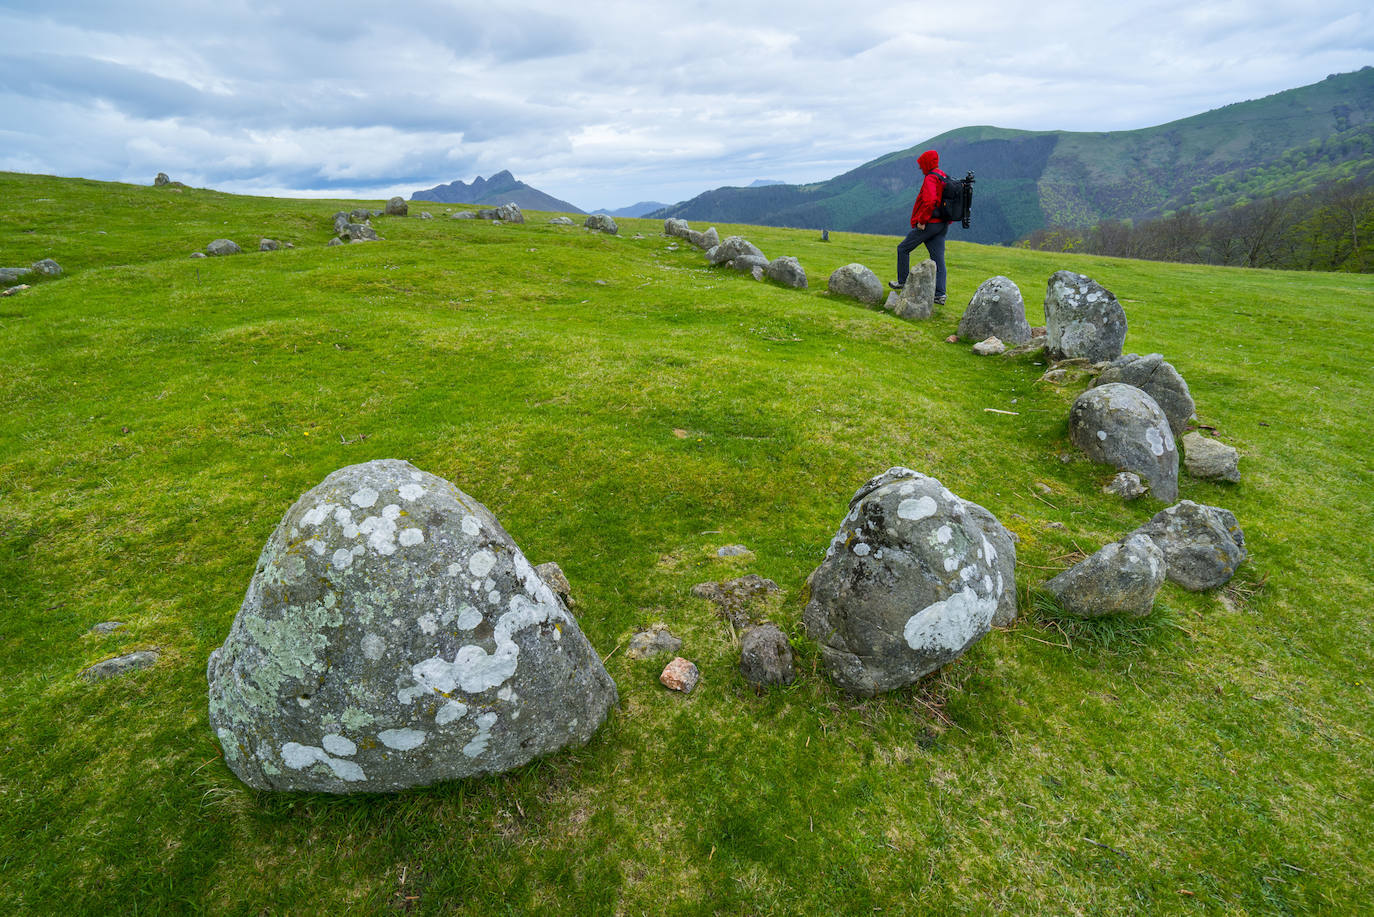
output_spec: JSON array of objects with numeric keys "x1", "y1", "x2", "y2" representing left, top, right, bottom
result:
[
  {"x1": 852, "y1": 542, "x2": 871, "y2": 556},
  {"x1": 378, "y1": 728, "x2": 427, "y2": 751},
  {"x1": 456, "y1": 605, "x2": 483, "y2": 630},
  {"x1": 1097, "y1": 430, "x2": 1108, "y2": 441},
  {"x1": 461, "y1": 514, "x2": 482, "y2": 536},
  {"x1": 398, "y1": 484, "x2": 426, "y2": 502},
  {"x1": 436, "y1": 700, "x2": 468, "y2": 725},
  {"x1": 359, "y1": 504, "x2": 403, "y2": 556},
  {"x1": 399, "y1": 527, "x2": 425, "y2": 547},
  {"x1": 463, "y1": 712, "x2": 499, "y2": 757},
  {"x1": 468, "y1": 549, "x2": 496, "y2": 578},
  {"x1": 361, "y1": 633, "x2": 386, "y2": 660},
  {"x1": 351, "y1": 487, "x2": 379, "y2": 508},
  {"x1": 898, "y1": 496, "x2": 938, "y2": 521},
  {"x1": 322, "y1": 733, "x2": 357, "y2": 757},
  {"x1": 1146, "y1": 426, "x2": 1165, "y2": 456},
  {"x1": 417, "y1": 613, "x2": 437, "y2": 635},
  {"x1": 902, "y1": 588, "x2": 997, "y2": 653}
]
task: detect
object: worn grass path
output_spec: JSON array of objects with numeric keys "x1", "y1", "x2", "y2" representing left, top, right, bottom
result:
[{"x1": 1, "y1": 172, "x2": 1371, "y2": 914}]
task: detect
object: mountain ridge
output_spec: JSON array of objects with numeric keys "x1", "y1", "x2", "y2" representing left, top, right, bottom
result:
[{"x1": 411, "y1": 170, "x2": 584, "y2": 214}]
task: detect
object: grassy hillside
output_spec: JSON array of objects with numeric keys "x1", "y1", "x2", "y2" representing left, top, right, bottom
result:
[
  {"x1": 657, "y1": 67, "x2": 1374, "y2": 244},
  {"x1": 2, "y1": 171, "x2": 1372, "y2": 915}
]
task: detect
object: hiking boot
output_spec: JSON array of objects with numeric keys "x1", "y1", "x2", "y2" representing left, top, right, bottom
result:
[
  {"x1": 934, "y1": 294, "x2": 947, "y2": 305},
  {"x1": 889, "y1": 280, "x2": 903, "y2": 290}
]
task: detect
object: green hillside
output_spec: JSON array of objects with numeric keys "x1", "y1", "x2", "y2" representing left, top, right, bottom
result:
[
  {"x1": 656, "y1": 67, "x2": 1374, "y2": 244},
  {"x1": 2, "y1": 172, "x2": 1372, "y2": 914}
]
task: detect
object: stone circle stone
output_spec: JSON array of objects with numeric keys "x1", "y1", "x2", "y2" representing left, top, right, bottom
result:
[
  {"x1": 154, "y1": 172, "x2": 170, "y2": 186},
  {"x1": 1102, "y1": 472, "x2": 1147, "y2": 500},
  {"x1": 883, "y1": 260, "x2": 935, "y2": 319},
  {"x1": 0, "y1": 267, "x2": 31, "y2": 284},
  {"x1": 664, "y1": 218, "x2": 690, "y2": 238},
  {"x1": 259, "y1": 239, "x2": 281, "y2": 252},
  {"x1": 1044, "y1": 270, "x2": 1127, "y2": 362},
  {"x1": 206, "y1": 239, "x2": 242, "y2": 256},
  {"x1": 765, "y1": 256, "x2": 807, "y2": 289},
  {"x1": 626, "y1": 624, "x2": 682, "y2": 660},
  {"x1": 495, "y1": 203, "x2": 524, "y2": 223},
  {"x1": 349, "y1": 208, "x2": 373, "y2": 223},
  {"x1": 82, "y1": 650, "x2": 158, "y2": 681},
  {"x1": 385, "y1": 196, "x2": 408, "y2": 216},
  {"x1": 958, "y1": 276, "x2": 1031, "y2": 345},
  {"x1": 327, "y1": 238, "x2": 344, "y2": 247},
  {"x1": 207, "y1": 459, "x2": 618, "y2": 793},
  {"x1": 802, "y1": 467, "x2": 1016, "y2": 697},
  {"x1": 708, "y1": 235, "x2": 765, "y2": 267},
  {"x1": 1042, "y1": 534, "x2": 1166, "y2": 618},
  {"x1": 688, "y1": 227, "x2": 719, "y2": 250},
  {"x1": 339, "y1": 222, "x2": 379, "y2": 242},
  {"x1": 1092, "y1": 353, "x2": 1195, "y2": 437},
  {"x1": 739, "y1": 624, "x2": 795, "y2": 687},
  {"x1": 585, "y1": 213, "x2": 617, "y2": 234},
  {"x1": 827, "y1": 263, "x2": 883, "y2": 306},
  {"x1": 1182, "y1": 433, "x2": 1240, "y2": 483},
  {"x1": 1069, "y1": 383, "x2": 1178, "y2": 501},
  {"x1": 1130, "y1": 501, "x2": 1246, "y2": 591},
  {"x1": 31, "y1": 258, "x2": 62, "y2": 277},
  {"x1": 548, "y1": 216, "x2": 575, "y2": 226}
]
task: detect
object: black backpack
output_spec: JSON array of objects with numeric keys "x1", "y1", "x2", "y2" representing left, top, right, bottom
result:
[{"x1": 936, "y1": 170, "x2": 975, "y2": 227}]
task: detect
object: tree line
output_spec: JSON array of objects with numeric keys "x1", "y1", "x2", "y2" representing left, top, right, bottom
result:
[{"x1": 1016, "y1": 176, "x2": 1373, "y2": 273}]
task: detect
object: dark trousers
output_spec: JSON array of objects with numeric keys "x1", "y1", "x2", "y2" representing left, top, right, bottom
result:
[{"x1": 897, "y1": 221, "x2": 949, "y2": 293}]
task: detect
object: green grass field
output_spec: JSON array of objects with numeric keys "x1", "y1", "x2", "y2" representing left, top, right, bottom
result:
[{"x1": 2, "y1": 171, "x2": 1371, "y2": 915}]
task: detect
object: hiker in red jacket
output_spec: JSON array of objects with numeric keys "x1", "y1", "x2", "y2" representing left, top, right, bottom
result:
[{"x1": 891, "y1": 149, "x2": 949, "y2": 304}]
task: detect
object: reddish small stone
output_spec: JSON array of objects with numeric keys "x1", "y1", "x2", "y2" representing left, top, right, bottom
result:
[
  {"x1": 945, "y1": 334, "x2": 959, "y2": 343},
  {"x1": 660, "y1": 657, "x2": 700, "y2": 693}
]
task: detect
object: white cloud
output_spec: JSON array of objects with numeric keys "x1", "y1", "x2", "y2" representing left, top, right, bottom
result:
[{"x1": 1, "y1": 0, "x2": 1370, "y2": 209}]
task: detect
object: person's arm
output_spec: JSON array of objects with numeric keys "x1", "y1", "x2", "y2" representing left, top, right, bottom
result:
[{"x1": 912, "y1": 173, "x2": 940, "y2": 228}]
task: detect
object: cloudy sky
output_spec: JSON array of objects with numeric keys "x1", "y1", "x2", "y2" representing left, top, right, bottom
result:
[{"x1": 1, "y1": 1, "x2": 1370, "y2": 211}]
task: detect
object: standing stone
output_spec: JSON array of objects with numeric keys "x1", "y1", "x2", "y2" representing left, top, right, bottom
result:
[
  {"x1": 765, "y1": 256, "x2": 807, "y2": 289},
  {"x1": 803, "y1": 467, "x2": 1016, "y2": 697},
  {"x1": 495, "y1": 203, "x2": 525, "y2": 223},
  {"x1": 259, "y1": 239, "x2": 282, "y2": 252},
  {"x1": 1182, "y1": 433, "x2": 1241, "y2": 483},
  {"x1": 883, "y1": 260, "x2": 935, "y2": 319},
  {"x1": 385, "y1": 197, "x2": 408, "y2": 216},
  {"x1": 339, "y1": 223, "x2": 379, "y2": 242},
  {"x1": 1044, "y1": 270, "x2": 1127, "y2": 362},
  {"x1": 206, "y1": 239, "x2": 242, "y2": 256},
  {"x1": 1069, "y1": 383, "x2": 1179, "y2": 501},
  {"x1": 1130, "y1": 501, "x2": 1246, "y2": 591},
  {"x1": 958, "y1": 276, "x2": 1031, "y2": 345},
  {"x1": 739, "y1": 624, "x2": 795, "y2": 687},
  {"x1": 154, "y1": 172, "x2": 171, "y2": 186},
  {"x1": 207, "y1": 459, "x2": 618, "y2": 793},
  {"x1": 332, "y1": 212, "x2": 350, "y2": 235},
  {"x1": 585, "y1": 214, "x2": 617, "y2": 234},
  {"x1": 827, "y1": 263, "x2": 884, "y2": 306},
  {"x1": 1092, "y1": 353, "x2": 1195, "y2": 437},
  {"x1": 1042, "y1": 534, "x2": 1166, "y2": 617},
  {"x1": 664, "y1": 218, "x2": 690, "y2": 238}
]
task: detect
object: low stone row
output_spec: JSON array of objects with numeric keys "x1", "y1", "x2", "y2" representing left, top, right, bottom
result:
[{"x1": 664, "y1": 219, "x2": 809, "y2": 289}]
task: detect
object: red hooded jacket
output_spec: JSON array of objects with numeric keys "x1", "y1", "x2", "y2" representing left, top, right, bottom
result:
[{"x1": 910, "y1": 149, "x2": 948, "y2": 227}]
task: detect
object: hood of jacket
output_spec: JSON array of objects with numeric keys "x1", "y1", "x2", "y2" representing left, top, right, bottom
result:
[{"x1": 917, "y1": 150, "x2": 940, "y2": 174}]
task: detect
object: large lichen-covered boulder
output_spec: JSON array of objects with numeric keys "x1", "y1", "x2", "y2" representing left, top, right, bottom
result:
[
  {"x1": 207, "y1": 459, "x2": 618, "y2": 793},
  {"x1": 1092, "y1": 353, "x2": 1195, "y2": 437},
  {"x1": 385, "y1": 196, "x2": 408, "y2": 216},
  {"x1": 708, "y1": 235, "x2": 765, "y2": 267},
  {"x1": 803, "y1": 468, "x2": 1016, "y2": 697},
  {"x1": 584, "y1": 213, "x2": 616, "y2": 233},
  {"x1": 1044, "y1": 270, "x2": 1127, "y2": 362},
  {"x1": 827, "y1": 263, "x2": 884, "y2": 306},
  {"x1": 1069, "y1": 383, "x2": 1179, "y2": 501},
  {"x1": 664, "y1": 218, "x2": 690, "y2": 238},
  {"x1": 765, "y1": 256, "x2": 807, "y2": 289},
  {"x1": 959, "y1": 276, "x2": 1031, "y2": 345},
  {"x1": 1130, "y1": 500, "x2": 1246, "y2": 591},
  {"x1": 1042, "y1": 534, "x2": 1165, "y2": 618}
]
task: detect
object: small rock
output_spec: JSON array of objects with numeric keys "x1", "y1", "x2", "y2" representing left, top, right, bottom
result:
[
  {"x1": 259, "y1": 239, "x2": 281, "y2": 252},
  {"x1": 972, "y1": 336, "x2": 1005, "y2": 356},
  {"x1": 31, "y1": 258, "x2": 62, "y2": 277},
  {"x1": 534, "y1": 561, "x2": 573, "y2": 607},
  {"x1": 1034, "y1": 483, "x2": 1053, "y2": 496},
  {"x1": 2, "y1": 284, "x2": 30, "y2": 296},
  {"x1": 739, "y1": 624, "x2": 795, "y2": 687},
  {"x1": 385, "y1": 196, "x2": 408, "y2": 216},
  {"x1": 189, "y1": 252, "x2": 207, "y2": 259},
  {"x1": 945, "y1": 334, "x2": 959, "y2": 344},
  {"x1": 349, "y1": 208, "x2": 372, "y2": 223},
  {"x1": 1182, "y1": 432, "x2": 1241, "y2": 483},
  {"x1": 326, "y1": 238, "x2": 344, "y2": 247},
  {"x1": 154, "y1": 172, "x2": 170, "y2": 186},
  {"x1": 1102, "y1": 472, "x2": 1147, "y2": 500},
  {"x1": 420, "y1": 212, "x2": 433, "y2": 220},
  {"x1": 660, "y1": 657, "x2": 700, "y2": 693},
  {"x1": 90, "y1": 621, "x2": 126, "y2": 635},
  {"x1": 0, "y1": 268, "x2": 31, "y2": 284},
  {"x1": 626, "y1": 624, "x2": 682, "y2": 660},
  {"x1": 827, "y1": 263, "x2": 883, "y2": 306},
  {"x1": 81, "y1": 650, "x2": 158, "y2": 681},
  {"x1": 716, "y1": 545, "x2": 751, "y2": 558},
  {"x1": 548, "y1": 216, "x2": 575, "y2": 226}
]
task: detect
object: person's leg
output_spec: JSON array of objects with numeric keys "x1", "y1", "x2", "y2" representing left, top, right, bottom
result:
[
  {"x1": 923, "y1": 223, "x2": 950, "y2": 298},
  {"x1": 896, "y1": 226, "x2": 930, "y2": 285}
]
